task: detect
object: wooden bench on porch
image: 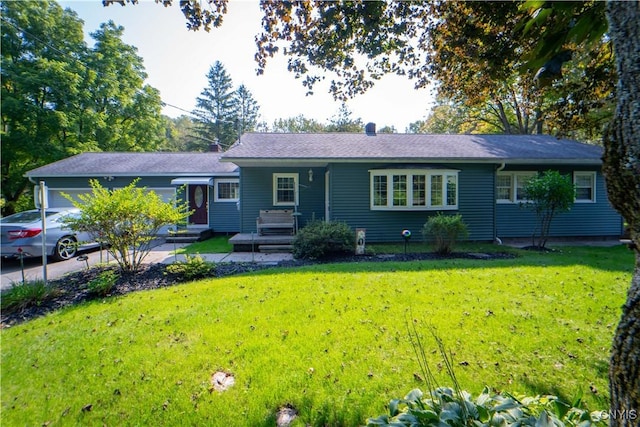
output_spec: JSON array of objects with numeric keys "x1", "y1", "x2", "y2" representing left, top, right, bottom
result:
[{"x1": 256, "y1": 209, "x2": 295, "y2": 236}]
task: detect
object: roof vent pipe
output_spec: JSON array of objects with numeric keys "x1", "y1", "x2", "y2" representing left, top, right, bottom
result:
[{"x1": 365, "y1": 122, "x2": 376, "y2": 136}]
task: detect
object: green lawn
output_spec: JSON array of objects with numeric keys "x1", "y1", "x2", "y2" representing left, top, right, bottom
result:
[
  {"x1": 176, "y1": 235, "x2": 233, "y2": 254},
  {"x1": 1, "y1": 244, "x2": 633, "y2": 426}
]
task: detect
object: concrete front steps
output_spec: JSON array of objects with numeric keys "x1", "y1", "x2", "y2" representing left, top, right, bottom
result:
[
  {"x1": 228, "y1": 233, "x2": 294, "y2": 253},
  {"x1": 165, "y1": 228, "x2": 214, "y2": 244}
]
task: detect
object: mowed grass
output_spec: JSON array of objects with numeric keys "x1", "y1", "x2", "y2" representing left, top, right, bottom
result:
[
  {"x1": 1, "y1": 245, "x2": 633, "y2": 426},
  {"x1": 176, "y1": 235, "x2": 233, "y2": 254}
]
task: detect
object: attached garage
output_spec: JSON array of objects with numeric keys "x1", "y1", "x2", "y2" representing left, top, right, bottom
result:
[
  {"x1": 47, "y1": 188, "x2": 91, "y2": 208},
  {"x1": 25, "y1": 152, "x2": 240, "y2": 233}
]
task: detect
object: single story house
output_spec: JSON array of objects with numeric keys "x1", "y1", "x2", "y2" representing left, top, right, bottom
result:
[
  {"x1": 221, "y1": 128, "x2": 623, "y2": 243},
  {"x1": 25, "y1": 151, "x2": 240, "y2": 234},
  {"x1": 24, "y1": 129, "x2": 623, "y2": 245}
]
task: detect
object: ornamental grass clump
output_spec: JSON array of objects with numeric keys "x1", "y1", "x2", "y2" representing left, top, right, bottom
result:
[
  {"x1": 0, "y1": 279, "x2": 58, "y2": 313},
  {"x1": 422, "y1": 213, "x2": 469, "y2": 254}
]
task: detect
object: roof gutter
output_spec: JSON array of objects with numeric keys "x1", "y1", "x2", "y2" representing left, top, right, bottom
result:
[{"x1": 222, "y1": 158, "x2": 603, "y2": 166}]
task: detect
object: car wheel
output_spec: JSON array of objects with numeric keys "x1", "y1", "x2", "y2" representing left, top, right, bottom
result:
[{"x1": 52, "y1": 236, "x2": 78, "y2": 261}]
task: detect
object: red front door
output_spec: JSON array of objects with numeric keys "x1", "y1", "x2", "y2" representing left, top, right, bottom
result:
[{"x1": 188, "y1": 184, "x2": 208, "y2": 225}]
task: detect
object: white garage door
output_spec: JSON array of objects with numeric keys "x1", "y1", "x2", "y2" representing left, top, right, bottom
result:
[
  {"x1": 48, "y1": 189, "x2": 90, "y2": 208},
  {"x1": 48, "y1": 188, "x2": 176, "y2": 208}
]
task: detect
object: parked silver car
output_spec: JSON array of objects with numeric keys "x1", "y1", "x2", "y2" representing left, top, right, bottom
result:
[{"x1": 1, "y1": 208, "x2": 99, "y2": 261}]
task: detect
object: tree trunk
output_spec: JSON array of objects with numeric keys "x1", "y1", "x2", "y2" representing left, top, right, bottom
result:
[{"x1": 603, "y1": 2, "x2": 640, "y2": 425}]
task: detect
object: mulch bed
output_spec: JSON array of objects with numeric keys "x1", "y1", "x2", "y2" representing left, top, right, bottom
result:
[{"x1": 1, "y1": 251, "x2": 515, "y2": 328}]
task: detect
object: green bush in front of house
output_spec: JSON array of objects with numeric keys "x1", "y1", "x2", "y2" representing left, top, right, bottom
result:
[
  {"x1": 422, "y1": 213, "x2": 469, "y2": 254},
  {"x1": 87, "y1": 270, "x2": 119, "y2": 297},
  {"x1": 293, "y1": 220, "x2": 355, "y2": 260},
  {"x1": 164, "y1": 254, "x2": 215, "y2": 281}
]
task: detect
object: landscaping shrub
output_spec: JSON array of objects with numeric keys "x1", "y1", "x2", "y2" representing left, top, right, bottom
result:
[
  {"x1": 293, "y1": 220, "x2": 355, "y2": 260},
  {"x1": 422, "y1": 213, "x2": 469, "y2": 254},
  {"x1": 0, "y1": 280, "x2": 58, "y2": 313},
  {"x1": 164, "y1": 253, "x2": 214, "y2": 280},
  {"x1": 87, "y1": 270, "x2": 119, "y2": 296}
]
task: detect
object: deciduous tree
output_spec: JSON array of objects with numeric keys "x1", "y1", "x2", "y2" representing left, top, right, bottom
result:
[
  {"x1": 521, "y1": 170, "x2": 576, "y2": 249},
  {"x1": 270, "y1": 115, "x2": 326, "y2": 133},
  {"x1": 63, "y1": 179, "x2": 189, "y2": 274},
  {"x1": 84, "y1": 21, "x2": 165, "y2": 152},
  {"x1": 325, "y1": 103, "x2": 364, "y2": 133},
  {"x1": 1, "y1": 1, "x2": 165, "y2": 215},
  {"x1": 1, "y1": 0, "x2": 87, "y2": 214}
]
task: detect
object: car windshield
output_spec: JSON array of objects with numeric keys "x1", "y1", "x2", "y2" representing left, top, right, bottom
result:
[{"x1": 1, "y1": 211, "x2": 58, "y2": 223}]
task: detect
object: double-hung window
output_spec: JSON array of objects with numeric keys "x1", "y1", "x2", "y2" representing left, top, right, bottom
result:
[
  {"x1": 496, "y1": 172, "x2": 537, "y2": 203},
  {"x1": 214, "y1": 179, "x2": 239, "y2": 202},
  {"x1": 574, "y1": 172, "x2": 596, "y2": 203},
  {"x1": 370, "y1": 169, "x2": 459, "y2": 210},
  {"x1": 273, "y1": 173, "x2": 298, "y2": 206}
]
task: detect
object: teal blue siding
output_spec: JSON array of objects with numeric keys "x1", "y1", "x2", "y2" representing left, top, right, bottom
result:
[
  {"x1": 238, "y1": 167, "x2": 326, "y2": 233},
  {"x1": 495, "y1": 168, "x2": 622, "y2": 238},
  {"x1": 210, "y1": 200, "x2": 239, "y2": 232},
  {"x1": 328, "y1": 163, "x2": 495, "y2": 242}
]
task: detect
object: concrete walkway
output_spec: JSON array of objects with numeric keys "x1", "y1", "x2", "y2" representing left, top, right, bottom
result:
[{"x1": 146, "y1": 243, "x2": 293, "y2": 265}]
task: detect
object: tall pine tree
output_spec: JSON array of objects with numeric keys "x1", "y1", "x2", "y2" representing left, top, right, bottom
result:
[
  {"x1": 192, "y1": 61, "x2": 237, "y2": 150},
  {"x1": 233, "y1": 84, "x2": 259, "y2": 136}
]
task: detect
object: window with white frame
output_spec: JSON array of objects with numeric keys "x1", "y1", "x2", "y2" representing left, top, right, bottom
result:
[
  {"x1": 574, "y1": 172, "x2": 596, "y2": 202},
  {"x1": 214, "y1": 179, "x2": 239, "y2": 202},
  {"x1": 370, "y1": 169, "x2": 459, "y2": 210},
  {"x1": 496, "y1": 172, "x2": 537, "y2": 203},
  {"x1": 273, "y1": 173, "x2": 298, "y2": 206}
]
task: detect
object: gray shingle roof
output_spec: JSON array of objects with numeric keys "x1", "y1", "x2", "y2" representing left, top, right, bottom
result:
[
  {"x1": 26, "y1": 152, "x2": 238, "y2": 178},
  {"x1": 223, "y1": 133, "x2": 603, "y2": 164}
]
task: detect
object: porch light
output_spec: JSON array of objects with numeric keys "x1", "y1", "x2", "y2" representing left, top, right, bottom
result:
[{"x1": 308, "y1": 169, "x2": 313, "y2": 182}]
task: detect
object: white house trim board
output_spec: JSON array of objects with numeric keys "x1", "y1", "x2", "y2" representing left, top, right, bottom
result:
[
  {"x1": 214, "y1": 178, "x2": 240, "y2": 202},
  {"x1": 369, "y1": 169, "x2": 459, "y2": 211},
  {"x1": 272, "y1": 173, "x2": 299, "y2": 207}
]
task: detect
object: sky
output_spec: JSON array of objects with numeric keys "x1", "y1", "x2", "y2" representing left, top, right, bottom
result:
[{"x1": 60, "y1": 0, "x2": 436, "y2": 132}]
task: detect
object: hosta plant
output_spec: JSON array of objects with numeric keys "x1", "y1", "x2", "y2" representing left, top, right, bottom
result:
[{"x1": 366, "y1": 386, "x2": 608, "y2": 426}]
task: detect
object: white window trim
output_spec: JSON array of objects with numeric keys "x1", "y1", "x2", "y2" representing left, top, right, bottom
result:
[
  {"x1": 273, "y1": 173, "x2": 299, "y2": 206},
  {"x1": 214, "y1": 178, "x2": 239, "y2": 202},
  {"x1": 369, "y1": 169, "x2": 459, "y2": 211},
  {"x1": 574, "y1": 171, "x2": 597, "y2": 203},
  {"x1": 496, "y1": 172, "x2": 537, "y2": 203}
]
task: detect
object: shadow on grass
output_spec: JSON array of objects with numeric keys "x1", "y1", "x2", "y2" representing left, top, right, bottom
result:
[{"x1": 521, "y1": 378, "x2": 610, "y2": 410}]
